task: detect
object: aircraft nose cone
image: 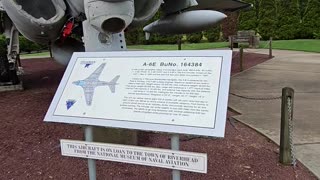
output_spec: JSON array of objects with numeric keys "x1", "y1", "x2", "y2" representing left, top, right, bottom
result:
[{"x1": 217, "y1": 11, "x2": 227, "y2": 19}]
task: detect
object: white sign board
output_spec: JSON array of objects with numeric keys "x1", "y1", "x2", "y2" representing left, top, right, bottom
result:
[
  {"x1": 61, "y1": 139, "x2": 207, "y2": 173},
  {"x1": 45, "y1": 50, "x2": 232, "y2": 137}
]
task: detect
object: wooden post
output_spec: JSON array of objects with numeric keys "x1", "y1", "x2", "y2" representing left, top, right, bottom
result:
[
  {"x1": 48, "y1": 42, "x2": 53, "y2": 58},
  {"x1": 177, "y1": 37, "x2": 182, "y2": 50},
  {"x1": 239, "y1": 46, "x2": 244, "y2": 72},
  {"x1": 269, "y1": 37, "x2": 273, "y2": 58},
  {"x1": 280, "y1": 87, "x2": 294, "y2": 165},
  {"x1": 229, "y1": 36, "x2": 233, "y2": 50}
]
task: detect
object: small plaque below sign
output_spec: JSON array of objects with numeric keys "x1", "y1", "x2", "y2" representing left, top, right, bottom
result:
[{"x1": 61, "y1": 139, "x2": 207, "y2": 173}]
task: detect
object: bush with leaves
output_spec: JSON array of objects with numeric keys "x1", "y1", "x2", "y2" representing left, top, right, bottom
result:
[
  {"x1": 125, "y1": 28, "x2": 142, "y2": 45},
  {"x1": 204, "y1": 27, "x2": 220, "y2": 42},
  {"x1": 19, "y1": 36, "x2": 47, "y2": 53},
  {"x1": 186, "y1": 32, "x2": 203, "y2": 43},
  {"x1": 148, "y1": 34, "x2": 181, "y2": 44},
  {"x1": 0, "y1": 35, "x2": 9, "y2": 82},
  {"x1": 0, "y1": 35, "x2": 7, "y2": 56},
  {"x1": 314, "y1": 31, "x2": 320, "y2": 39}
]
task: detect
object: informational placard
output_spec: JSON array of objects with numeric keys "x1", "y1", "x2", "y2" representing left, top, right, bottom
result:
[
  {"x1": 61, "y1": 139, "x2": 207, "y2": 173},
  {"x1": 45, "y1": 50, "x2": 232, "y2": 137}
]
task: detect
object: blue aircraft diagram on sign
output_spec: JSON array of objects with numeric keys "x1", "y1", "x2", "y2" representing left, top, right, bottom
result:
[
  {"x1": 66, "y1": 99, "x2": 76, "y2": 110},
  {"x1": 72, "y1": 63, "x2": 120, "y2": 106}
]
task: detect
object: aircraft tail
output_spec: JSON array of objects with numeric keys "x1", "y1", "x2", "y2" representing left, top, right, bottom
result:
[{"x1": 108, "y1": 75, "x2": 120, "y2": 93}]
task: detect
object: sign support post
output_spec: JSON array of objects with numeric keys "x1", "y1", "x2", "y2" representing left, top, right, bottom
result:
[
  {"x1": 171, "y1": 134, "x2": 181, "y2": 180},
  {"x1": 85, "y1": 126, "x2": 97, "y2": 180}
]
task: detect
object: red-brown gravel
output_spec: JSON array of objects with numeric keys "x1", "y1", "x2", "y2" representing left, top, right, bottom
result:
[{"x1": 0, "y1": 53, "x2": 316, "y2": 180}]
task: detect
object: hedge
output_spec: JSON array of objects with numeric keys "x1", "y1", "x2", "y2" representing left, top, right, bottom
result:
[
  {"x1": 204, "y1": 26, "x2": 221, "y2": 42},
  {"x1": 239, "y1": 0, "x2": 320, "y2": 40},
  {"x1": 19, "y1": 36, "x2": 47, "y2": 53},
  {"x1": 186, "y1": 32, "x2": 203, "y2": 43}
]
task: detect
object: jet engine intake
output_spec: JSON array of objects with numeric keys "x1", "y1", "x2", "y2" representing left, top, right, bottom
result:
[
  {"x1": 129, "y1": 0, "x2": 162, "y2": 28},
  {"x1": 1, "y1": 0, "x2": 67, "y2": 44},
  {"x1": 85, "y1": 0, "x2": 134, "y2": 34}
]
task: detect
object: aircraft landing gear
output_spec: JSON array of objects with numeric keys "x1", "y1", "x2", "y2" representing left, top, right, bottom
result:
[
  {"x1": 0, "y1": 14, "x2": 21, "y2": 88},
  {"x1": 0, "y1": 54, "x2": 19, "y2": 85}
]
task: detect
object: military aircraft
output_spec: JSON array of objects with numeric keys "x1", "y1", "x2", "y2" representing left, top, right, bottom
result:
[
  {"x1": 0, "y1": 0, "x2": 251, "y2": 85},
  {"x1": 72, "y1": 63, "x2": 120, "y2": 106}
]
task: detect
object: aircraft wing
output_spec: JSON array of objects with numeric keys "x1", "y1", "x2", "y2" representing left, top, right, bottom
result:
[
  {"x1": 83, "y1": 87, "x2": 94, "y2": 106},
  {"x1": 87, "y1": 63, "x2": 106, "y2": 81},
  {"x1": 189, "y1": 0, "x2": 252, "y2": 11},
  {"x1": 162, "y1": 0, "x2": 251, "y2": 14}
]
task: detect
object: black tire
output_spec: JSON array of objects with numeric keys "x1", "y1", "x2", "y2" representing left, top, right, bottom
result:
[
  {"x1": 9, "y1": 68, "x2": 20, "y2": 85},
  {"x1": 0, "y1": 55, "x2": 19, "y2": 84},
  {"x1": 0, "y1": 55, "x2": 10, "y2": 82}
]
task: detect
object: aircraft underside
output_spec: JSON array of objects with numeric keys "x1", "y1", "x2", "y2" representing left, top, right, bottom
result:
[{"x1": 0, "y1": 0, "x2": 251, "y2": 86}]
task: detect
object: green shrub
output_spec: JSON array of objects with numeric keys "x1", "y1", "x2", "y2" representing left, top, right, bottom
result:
[
  {"x1": 0, "y1": 35, "x2": 8, "y2": 82},
  {"x1": 151, "y1": 34, "x2": 181, "y2": 44},
  {"x1": 19, "y1": 36, "x2": 33, "y2": 53},
  {"x1": 0, "y1": 35, "x2": 7, "y2": 56},
  {"x1": 276, "y1": 25, "x2": 296, "y2": 40},
  {"x1": 19, "y1": 36, "x2": 47, "y2": 53},
  {"x1": 125, "y1": 29, "x2": 141, "y2": 45},
  {"x1": 258, "y1": 18, "x2": 276, "y2": 40},
  {"x1": 204, "y1": 27, "x2": 220, "y2": 42},
  {"x1": 295, "y1": 23, "x2": 317, "y2": 39},
  {"x1": 314, "y1": 31, "x2": 320, "y2": 39},
  {"x1": 186, "y1": 32, "x2": 203, "y2": 43}
]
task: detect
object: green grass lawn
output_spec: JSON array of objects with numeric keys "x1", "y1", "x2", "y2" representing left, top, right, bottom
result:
[
  {"x1": 128, "y1": 42, "x2": 229, "y2": 50},
  {"x1": 21, "y1": 39, "x2": 320, "y2": 58},
  {"x1": 130, "y1": 39, "x2": 320, "y2": 53},
  {"x1": 259, "y1": 39, "x2": 320, "y2": 53},
  {"x1": 129, "y1": 39, "x2": 320, "y2": 53},
  {"x1": 21, "y1": 51, "x2": 50, "y2": 58}
]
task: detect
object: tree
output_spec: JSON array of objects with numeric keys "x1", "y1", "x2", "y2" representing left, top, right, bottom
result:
[{"x1": 239, "y1": 0, "x2": 320, "y2": 40}]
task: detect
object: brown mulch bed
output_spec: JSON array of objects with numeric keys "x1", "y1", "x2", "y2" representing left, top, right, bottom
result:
[{"x1": 0, "y1": 53, "x2": 317, "y2": 180}]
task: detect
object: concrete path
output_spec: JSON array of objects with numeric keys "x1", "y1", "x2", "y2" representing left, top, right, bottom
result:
[{"x1": 229, "y1": 49, "x2": 320, "y2": 178}]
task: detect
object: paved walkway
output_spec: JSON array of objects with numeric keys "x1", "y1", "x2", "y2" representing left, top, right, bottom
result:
[{"x1": 229, "y1": 49, "x2": 320, "y2": 178}]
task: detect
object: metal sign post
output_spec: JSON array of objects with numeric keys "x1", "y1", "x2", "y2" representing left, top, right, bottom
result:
[
  {"x1": 171, "y1": 134, "x2": 181, "y2": 180},
  {"x1": 85, "y1": 126, "x2": 97, "y2": 180}
]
